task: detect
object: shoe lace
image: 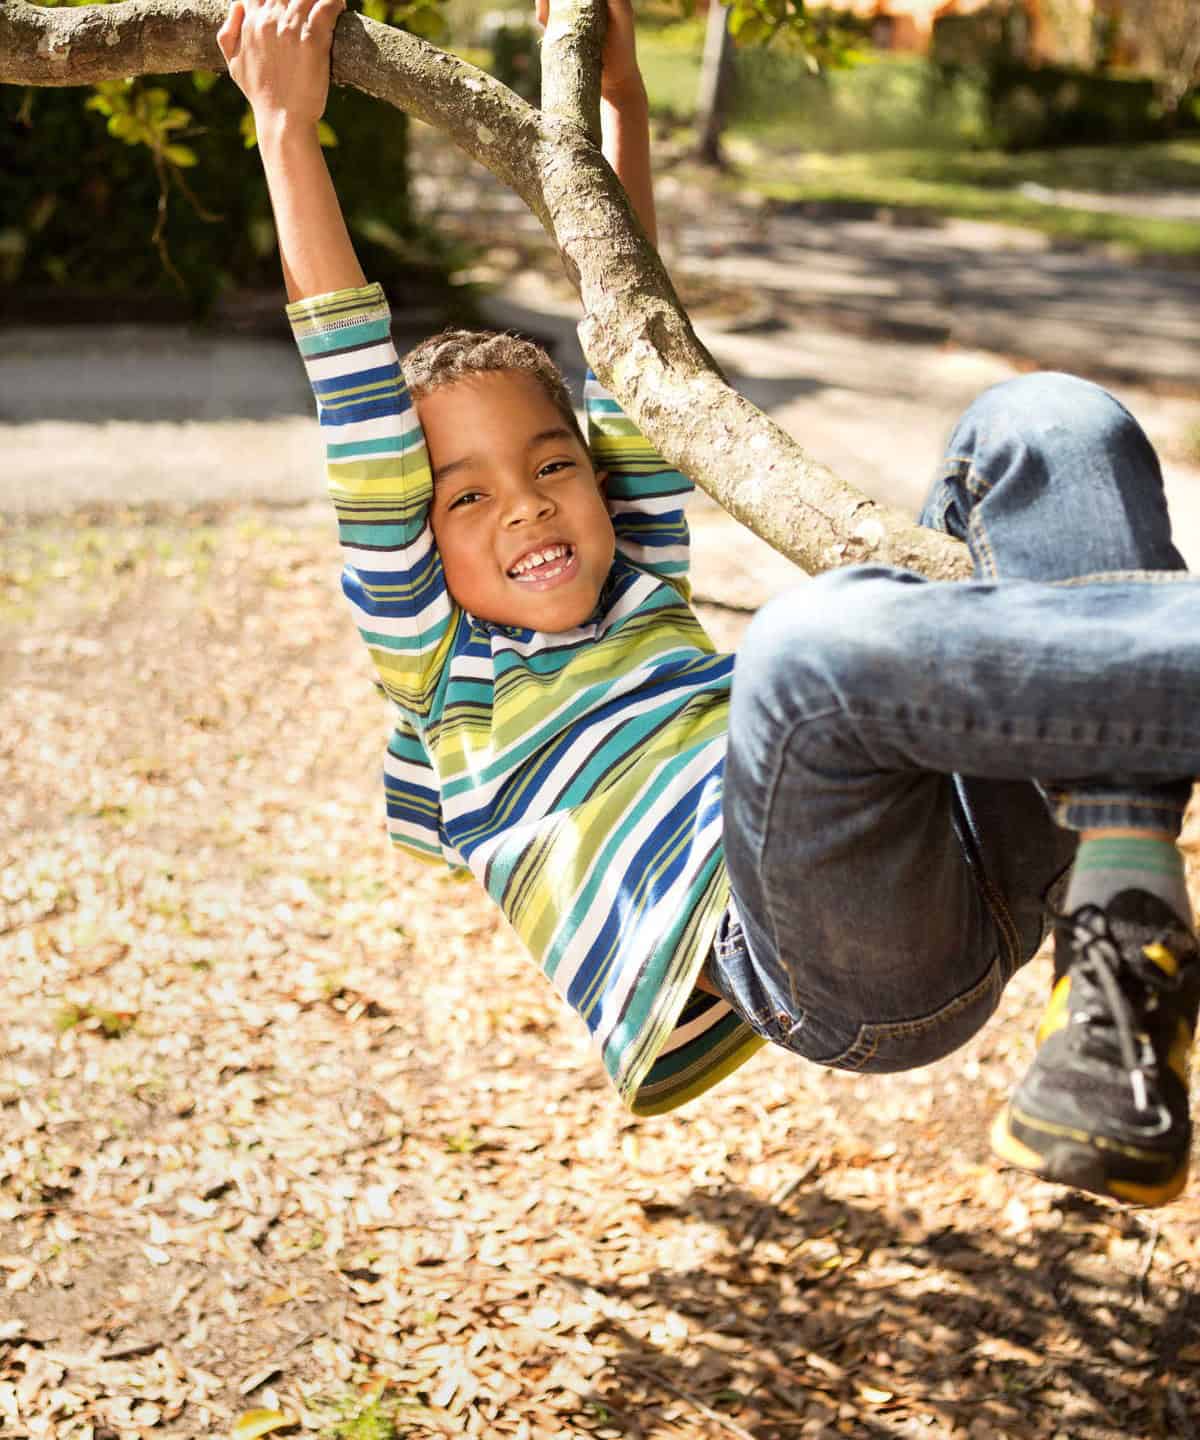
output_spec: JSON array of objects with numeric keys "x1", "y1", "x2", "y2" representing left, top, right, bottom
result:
[{"x1": 1058, "y1": 903, "x2": 1183, "y2": 1116}]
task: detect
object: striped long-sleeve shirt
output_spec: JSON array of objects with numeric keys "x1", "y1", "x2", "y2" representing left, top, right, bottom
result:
[{"x1": 288, "y1": 283, "x2": 764, "y2": 1113}]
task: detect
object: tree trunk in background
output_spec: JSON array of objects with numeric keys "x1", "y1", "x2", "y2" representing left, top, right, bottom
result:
[{"x1": 695, "y1": 0, "x2": 735, "y2": 167}]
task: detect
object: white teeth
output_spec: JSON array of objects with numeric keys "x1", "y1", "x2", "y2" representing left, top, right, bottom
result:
[{"x1": 510, "y1": 544, "x2": 569, "y2": 577}]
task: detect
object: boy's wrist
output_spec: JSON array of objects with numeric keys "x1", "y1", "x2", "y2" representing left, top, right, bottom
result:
[
  {"x1": 253, "y1": 108, "x2": 322, "y2": 154},
  {"x1": 600, "y1": 74, "x2": 648, "y2": 109}
]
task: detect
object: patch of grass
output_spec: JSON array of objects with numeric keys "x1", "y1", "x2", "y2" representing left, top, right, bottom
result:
[
  {"x1": 887, "y1": 138, "x2": 1200, "y2": 193},
  {"x1": 637, "y1": 30, "x2": 1200, "y2": 261},
  {"x1": 313, "y1": 1384, "x2": 437, "y2": 1440},
  {"x1": 443, "y1": 1126, "x2": 484, "y2": 1154},
  {"x1": 724, "y1": 143, "x2": 1200, "y2": 259},
  {"x1": 640, "y1": 36, "x2": 986, "y2": 148},
  {"x1": 319, "y1": 1395, "x2": 401, "y2": 1440},
  {"x1": 0, "y1": 519, "x2": 225, "y2": 612},
  {"x1": 637, "y1": 20, "x2": 709, "y2": 121}
]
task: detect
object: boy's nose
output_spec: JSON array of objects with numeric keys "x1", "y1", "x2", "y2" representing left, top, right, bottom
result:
[{"x1": 503, "y1": 486, "x2": 555, "y2": 525}]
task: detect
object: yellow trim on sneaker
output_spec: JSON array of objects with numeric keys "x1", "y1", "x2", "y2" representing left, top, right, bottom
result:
[
  {"x1": 1036, "y1": 975, "x2": 1072, "y2": 1047},
  {"x1": 989, "y1": 1108, "x2": 1049, "y2": 1172},
  {"x1": 1004, "y1": 1103, "x2": 1172, "y2": 1162},
  {"x1": 1167, "y1": 1016, "x2": 1193, "y2": 1085},
  {"x1": 1109, "y1": 1165, "x2": 1190, "y2": 1206},
  {"x1": 990, "y1": 1107, "x2": 1191, "y2": 1207},
  {"x1": 1142, "y1": 941, "x2": 1180, "y2": 978}
]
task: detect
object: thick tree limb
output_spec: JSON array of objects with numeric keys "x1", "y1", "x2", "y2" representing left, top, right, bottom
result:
[
  {"x1": 0, "y1": 0, "x2": 971, "y2": 579},
  {"x1": 538, "y1": 0, "x2": 603, "y2": 146}
]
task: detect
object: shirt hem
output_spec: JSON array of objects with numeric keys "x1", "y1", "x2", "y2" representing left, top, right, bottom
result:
[{"x1": 619, "y1": 874, "x2": 756, "y2": 1114}]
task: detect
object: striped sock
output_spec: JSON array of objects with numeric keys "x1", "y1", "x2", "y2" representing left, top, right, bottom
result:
[{"x1": 1064, "y1": 836, "x2": 1194, "y2": 931}]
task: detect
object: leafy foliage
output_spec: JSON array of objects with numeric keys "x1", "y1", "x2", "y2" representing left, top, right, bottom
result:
[
  {"x1": 85, "y1": 80, "x2": 200, "y2": 168},
  {"x1": 2, "y1": 0, "x2": 459, "y2": 312},
  {"x1": 1, "y1": 70, "x2": 456, "y2": 314},
  {"x1": 721, "y1": 0, "x2": 864, "y2": 63},
  {"x1": 361, "y1": 0, "x2": 448, "y2": 42}
]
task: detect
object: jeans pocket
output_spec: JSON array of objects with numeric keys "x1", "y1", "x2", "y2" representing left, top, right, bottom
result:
[
  {"x1": 710, "y1": 909, "x2": 807, "y2": 1046},
  {"x1": 748, "y1": 1003, "x2": 807, "y2": 1050},
  {"x1": 804, "y1": 951, "x2": 1006, "y2": 1074}
]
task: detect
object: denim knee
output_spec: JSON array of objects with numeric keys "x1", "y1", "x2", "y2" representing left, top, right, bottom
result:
[
  {"x1": 934, "y1": 371, "x2": 1179, "y2": 578},
  {"x1": 734, "y1": 568, "x2": 928, "y2": 733},
  {"x1": 955, "y1": 371, "x2": 1143, "y2": 459}
]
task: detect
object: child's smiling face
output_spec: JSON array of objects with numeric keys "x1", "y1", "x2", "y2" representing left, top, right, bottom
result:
[{"x1": 422, "y1": 371, "x2": 616, "y2": 633}]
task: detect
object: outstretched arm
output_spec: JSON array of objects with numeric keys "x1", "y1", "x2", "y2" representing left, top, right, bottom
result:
[
  {"x1": 219, "y1": 0, "x2": 456, "y2": 728},
  {"x1": 597, "y1": 0, "x2": 657, "y2": 248},
  {"x1": 218, "y1": 0, "x2": 363, "y2": 301}
]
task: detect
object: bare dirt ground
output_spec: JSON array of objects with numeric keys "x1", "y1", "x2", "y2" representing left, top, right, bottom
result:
[{"x1": 2, "y1": 506, "x2": 1199, "y2": 1440}]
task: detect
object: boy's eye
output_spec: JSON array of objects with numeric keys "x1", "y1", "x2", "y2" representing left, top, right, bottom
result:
[
  {"x1": 448, "y1": 490, "x2": 483, "y2": 510},
  {"x1": 538, "y1": 460, "x2": 573, "y2": 479}
]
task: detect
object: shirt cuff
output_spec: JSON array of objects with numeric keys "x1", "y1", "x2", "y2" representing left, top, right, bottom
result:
[{"x1": 285, "y1": 281, "x2": 388, "y2": 329}]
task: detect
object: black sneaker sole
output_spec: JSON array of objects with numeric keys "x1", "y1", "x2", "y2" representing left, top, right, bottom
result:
[{"x1": 991, "y1": 1104, "x2": 1190, "y2": 1207}]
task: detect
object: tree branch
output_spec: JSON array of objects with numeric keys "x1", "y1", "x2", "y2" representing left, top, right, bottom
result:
[
  {"x1": 0, "y1": 0, "x2": 971, "y2": 580},
  {"x1": 537, "y1": 0, "x2": 604, "y2": 145}
]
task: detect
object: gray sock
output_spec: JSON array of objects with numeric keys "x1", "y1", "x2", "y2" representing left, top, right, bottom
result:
[{"x1": 1064, "y1": 836, "x2": 1194, "y2": 931}]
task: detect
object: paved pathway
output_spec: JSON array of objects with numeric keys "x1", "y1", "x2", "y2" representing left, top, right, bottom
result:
[
  {"x1": 672, "y1": 207, "x2": 1200, "y2": 390},
  {"x1": 412, "y1": 136, "x2": 1200, "y2": 389}
]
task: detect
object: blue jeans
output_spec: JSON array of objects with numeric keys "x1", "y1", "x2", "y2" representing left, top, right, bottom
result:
[{"x1": 714, "y1": 372, "x2": 1198, "y2": 1073}]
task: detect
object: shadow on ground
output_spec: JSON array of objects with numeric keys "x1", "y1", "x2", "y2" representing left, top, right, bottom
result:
[{"x1": 580, "y1": 1181, "x2": 1198, "y2": 1439}]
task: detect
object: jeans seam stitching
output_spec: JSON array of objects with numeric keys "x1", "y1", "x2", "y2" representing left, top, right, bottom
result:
[
  {"x1": 829, "y1": 952, "x2": 1002, "y2": 1071},
  {"x1": 843, "y1": 709, "x2": 1200, "y2": 756},
  {"x1": 1054, "y1": 569, "x2": 1191, "y2": 587},
  {"x1": 968, "y1": 507, "x2": 998, "y2": 578},
  {"x1": 964, "y1": 460, "x2": 993, "y2": 501},
  {"x1": 1045, "y1": 793, "x2": 1186, "y2": 809}
]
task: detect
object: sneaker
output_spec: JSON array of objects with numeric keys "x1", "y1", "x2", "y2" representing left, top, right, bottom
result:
[{"x1": 991, "y1": 889, "x2": 1198, "y2": 1206}]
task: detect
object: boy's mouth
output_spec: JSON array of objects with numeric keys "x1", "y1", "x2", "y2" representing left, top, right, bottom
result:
[{"x1": 507, "y1": 543, "x2": 578, "y2": 586}]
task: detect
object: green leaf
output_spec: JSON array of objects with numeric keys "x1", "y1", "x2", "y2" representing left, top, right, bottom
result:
[
  {"x1": 317, "y1": 119, "x2": 338, "y2": 148},
  {"x1": 249, "y1": 217, "x2": 277, "y2": 258},
  {"x1": 108, "y1": 115, "x2": 142, "y2": 143},
  {"x1": 240, "y1": 108, "x2": 258, "y2": 149},
  {"x1": 191, "y1": 69, "x2": 219, "y2": 93},
  {"x1": 730, "y1": 11, "x2": 769, "y2": 44},
  {"x1": 163, "y1": 144, "x2": 198, "y2": 167},
  {"x1": 402, "y1": 4, "x2": 448, "y2": 42}
]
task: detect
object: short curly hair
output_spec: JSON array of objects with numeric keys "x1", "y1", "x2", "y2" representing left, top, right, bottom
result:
[{"x1": 402, "y1": 329, "x2": 587, "y2": 450}]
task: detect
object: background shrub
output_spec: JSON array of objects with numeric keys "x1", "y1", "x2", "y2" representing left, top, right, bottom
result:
[{"x1": 0, "y1": 71, "x2": 473, "y2": 324}]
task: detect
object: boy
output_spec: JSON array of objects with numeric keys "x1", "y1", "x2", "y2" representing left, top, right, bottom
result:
[{"x1": 219, "y1": 0, "x2": 1200, "y2": 1206}]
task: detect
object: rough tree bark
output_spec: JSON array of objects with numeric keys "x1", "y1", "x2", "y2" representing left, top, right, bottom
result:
[{"x1": 0, "y1": 0, "x2": 971, "y2": 580}]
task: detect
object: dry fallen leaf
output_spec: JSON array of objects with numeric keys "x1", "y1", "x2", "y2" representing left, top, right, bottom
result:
[{"x1": 230, "y1": 1407, "x2": 297, "y2": 1439}]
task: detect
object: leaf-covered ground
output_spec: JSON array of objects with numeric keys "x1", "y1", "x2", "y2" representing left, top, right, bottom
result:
[{"x1": 2, "y1": 506, "x2": 1199, "y2": 1440}]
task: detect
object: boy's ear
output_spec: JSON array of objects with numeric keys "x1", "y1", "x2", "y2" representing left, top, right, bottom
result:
[{"x1": 596, "y1": 467, "x2": 609, "y2": 493}]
